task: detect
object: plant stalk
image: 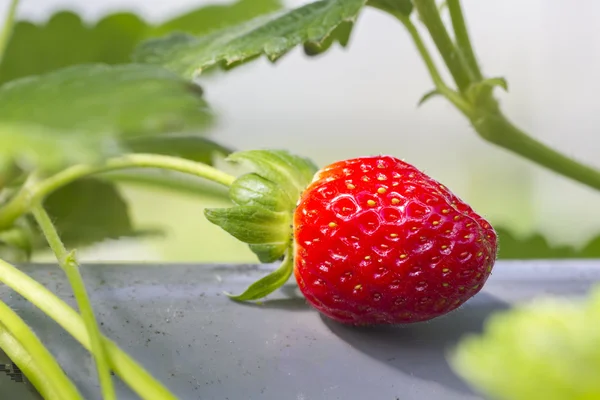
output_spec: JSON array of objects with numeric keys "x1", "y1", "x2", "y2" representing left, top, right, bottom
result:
[
  {"x1": 31, "y1": 205, "x2": 115, "y2": 400},
  {"x1": 0, "y1": 300, "x2": 83, "y2": 400},
  {"x1": 446, "y1": 0, "x2": 482, "y2": 81},
  {"x1": 0, "y1": 153, "x2": 237, "y2": 230},
  {"x1": 0, "y1": 257, "x2": 177, "y2": 400},
  {"x1": 472, "y1": 111, "x2": 600, "y2": 191},
  {"x1": 413, "y1": 0, "x2": 474, "y2": 92},
  {"x1": 389, "y1": 1, "x2": 600, "y2": 193},
  {"x1": 392, "y1": 11, "x2": 472, "y2": 115},
  {"x1": 0, "y1": 0, "x2": 19, "y2": 66}
]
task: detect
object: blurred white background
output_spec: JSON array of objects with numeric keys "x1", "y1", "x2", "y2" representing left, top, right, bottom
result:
[{"x1": 3, "y1": 0, "x2": 600, "y2": 262}]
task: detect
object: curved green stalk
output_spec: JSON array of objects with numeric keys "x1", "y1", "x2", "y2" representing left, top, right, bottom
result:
[
  {"x1": 31, "y1": 205, "x2": 115, "y2": 400},
  {"x1": 393, "y1": 12, "x2": 472, "y2": 115},
  {"x1": 446, "y1": 0, "x2": 482, "y2": 81},
  {"x1": 384, "y1": 1, "x2": 600, "y2": 193},
  {"x1": 0, "y1": 0, "x2": 19, "y2": 65},
  {"x1": 0, "y1": 257, "x2": 177, "y2": 400},
  {"x1": 413, "y1": 0, "x2": 475, "y2": 92},
  {"x1": 473, "y1": 111, "x2": 600, "y2": 191},
  {"x1": 0, "y1": 300, "x2": 83, "y2": 400},
  {"x1": 0, "y1": 153, "x2": 237, "y2": 230}
]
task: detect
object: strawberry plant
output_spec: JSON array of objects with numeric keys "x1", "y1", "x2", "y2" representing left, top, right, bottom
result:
[{"x1": 0, "y1": 0, "x2": 598, "y2": 399}]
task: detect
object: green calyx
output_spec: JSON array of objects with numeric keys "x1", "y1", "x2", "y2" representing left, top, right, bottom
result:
[{"x1": 204, "y1": 149, "x2": 318, "y2": 300}]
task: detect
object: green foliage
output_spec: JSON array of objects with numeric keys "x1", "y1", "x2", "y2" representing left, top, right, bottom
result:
[
  {"x1": 204, "y1": 206, "x2": 291, "y2": 244},
  {"x1": 466, "y1": 77, "x2": 508, "y2": 108},
  {"x1": 154, "y1": 0, "x2": 283, "y2": 37},
  {"x1": 229, "y1": 173, "x2": 290, "y2": 211},
  {"x1": 450, "y1": 285, "x2": 600, "y2": 400},
  {"x1": 133, "y1": 0, "x2": 367, "y2": 79},
  {"x1": 367, "y1": 0, "x2": 413, "y2": 17},
  {"x1": 206, "y1": 149, "x2": 318, "y2": 263},
  {"x1": 495, "y1": 227, "x2": 578, "y2": 259},
  {"x1": 0, "y1": 63, "x2": 212, "y2": 168},
  {"x1": 42, "y1": 179, "x2": 141, "y2": 248},
  {"x1": 226, "y1": 150, "x2": 319, "y2": 208},
  {"x1": 0, "y1": 12, "x2": 147, "y2": 84},
  {"x1": 123, "y1": 135, "x2": 233, "y2": 164},
  {"x1": 417, "y1": 88, "x2": 441, "y2": 106},
  {"x1": 495, "y1": 227, "x2": 600, "y2": 259},
  {"x1": 226, "y1": 250, "x2": 294, "y2": 300},
  {"x1": 0, "y1": 0, "x2": 283, "y2": 84},
  {"x1": 0, "y1": 221, "x2": 33, "y2": 262}
]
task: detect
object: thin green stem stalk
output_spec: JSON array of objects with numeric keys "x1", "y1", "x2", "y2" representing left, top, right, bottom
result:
[
  {"x1": 446, "y1": 0, "x2": 482, "y2": 80},
  {"x1": 0, "y1": 300, "x2": 83, "y2": 400},
  {"x1": 0, "y1": 257, "x2": 177, "y2": 400},
  {"x1": 413, "y1": 0, "x2": 474, "y2": 92},
  {"x1": 394, "y1": 12, "x2": 472, "y2": 115},
  {"x1": 0, "y1": 153, "x2": 237, "y2": 230},
  {"x1": 0, "y1": 0, "x2": 19, "y2": 65},
  {"x1": 100, "y1": 170, "x2": 230, "y2": 201},
  {"x1": 473, "y1": 112, "x2": 600, "y2": 191},
  {"x1": 31, "y1": 205, "x2": 115, "y2": 400},
  {"x1": 385, "y1": 2, "x2": 600, "y2": 193}
]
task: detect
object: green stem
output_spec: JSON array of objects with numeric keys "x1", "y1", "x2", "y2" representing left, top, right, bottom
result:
[
  {"x1": 31, "y1": 205, "x2": 115, "y2": 400},
  {"x1": 0, "y1": 300, "x2": 83, "y2": 400},
  {"x1": 378, "y1": 1, "x2": 600, "y2": 193},
  {"x1": 0, "y1": 0, "x2": 19, "y2": 66},
  {"x1": 0, "y1": 153, "x2": 236, "y2": 230},
  {"x1": 413, "y1": 0, "x2": 474, "y2": 92},
  {"x1": 473, "y1": 111, "x2": 600, "y2": 191},
  {"x1": 393, "y1": 11, "x2": 472, "y2": 115},
  {"x1": 446, "y1": 0, "x2": 482, "y2": 81},
  {"x1": 0, "y1": 257, "x2": 177, "y2": 400},
  {"x1": 100, "y1": 170, "x2": 230, "y2": 201}
]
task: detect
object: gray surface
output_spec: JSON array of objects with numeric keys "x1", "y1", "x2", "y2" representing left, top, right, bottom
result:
[{"x1": 1, "y1": 260, "x2": 599, "y2": 400}]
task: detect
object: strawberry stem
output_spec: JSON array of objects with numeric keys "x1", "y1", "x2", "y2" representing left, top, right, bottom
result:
[
  {"x1": 0, "y1": 0, "x2": 19, "y2": 68},
  {"x1": 446, "y1": 0, "x2": 483, "y2": 81},
  {"x1": 413, "y1": 0, "x2": 475, "y2": 93},
  {"x1": 0, "y1": 299, "x2": 83, "y2": 400},
  {"x1": 0, "y1": 256, "x2": 178, "y2": 400},
  {"x1": 31, "y1": 204, "x2": 115, "y2": 400},
  {"x1": 0, "y1": 153, "x2": 236, "y2": 230},
  {"x1": 381, "y1": 0, "x2": 600, "y2": 193},
  {"x1": 392, "y1": 11, "x2": 472, "y2": 115},
  {"x1": 473, "y1": 111, "x2": 600, "y2": 191}
]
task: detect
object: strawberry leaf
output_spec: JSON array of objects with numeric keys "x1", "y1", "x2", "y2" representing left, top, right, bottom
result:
[
  {"x1": 0, "y1": 64, "x2": 212, "y2": 168},
  {"x1": 226, "y1": 250, "x2": 294, "y2": 300},
  {"x1": 417, "y1": 88, "x2": 441, "y2": 107},
  {"x1": 367, "y1": 0, "x2": 413, "y2": 17},
  {"x1": 203, "y1": 206, "x2": 291, "y2": 245},
  {"x1": 226, "y1": 149, "x2": 318, "y2": 210},
  {"x1": 449, "y1": 285, "x2": 600, "y2": 400},
  {"x1": 41, "y1": 178, "x2": 145, "y2": 248},
  {"x1": 0, "y1": 0, "x2": 283, "y2": 84},
  {"x1": 205, "y1": 149, "x2": 317, "y2": 263},
  {"x1": 0, "y1": 222, "x2": 34, "y2": 262},
  {"x1": 229, "y1": 173, "x2": 290, "y2": 211},
  {"x1": 495, "y1": 227, "x2": 578, "y2": 259},
  {"x1": 0, "y1": 11, "x2": 147, "y2": 84},
  {"x1": 154, "y1": 0, "x2": 283, "y2": 37},
  {"x1": 132, "y1": 0, "x2": 367, "y2": 79},
  {"x1": 247, "y1": 243, "x2": 290, "y2": 264}
]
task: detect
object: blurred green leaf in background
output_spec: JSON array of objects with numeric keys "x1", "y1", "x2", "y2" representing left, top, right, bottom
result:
[
  {"x1": 0, "y1": 63, "x2": 213, "y2": 168},
  {"x1": 0, "y1": 0, "x2": 284, "y2": 83}
]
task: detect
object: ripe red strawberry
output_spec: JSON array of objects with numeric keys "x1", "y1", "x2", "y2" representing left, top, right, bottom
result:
[{"x1": 293, "y1": 155, "x2": 498, "y2": 325}]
